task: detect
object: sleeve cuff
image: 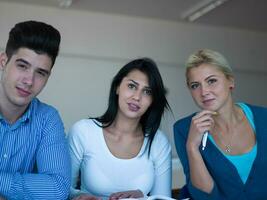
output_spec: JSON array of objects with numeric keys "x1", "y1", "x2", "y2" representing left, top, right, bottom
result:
[
  {"x1": 188, "y1": 181, "x2": 220, "y2": 200},
  {"x1": 0, "y1": 173, "x2": 13, "y2": 197}
]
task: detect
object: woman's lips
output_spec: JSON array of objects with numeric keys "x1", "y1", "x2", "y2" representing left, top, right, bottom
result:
[
  {"x1": 202, "y1": 98, "x2": 215, "y2": 106},
  {"x1": 128, "y1": 103, "x2": 140, "y2": 112}
]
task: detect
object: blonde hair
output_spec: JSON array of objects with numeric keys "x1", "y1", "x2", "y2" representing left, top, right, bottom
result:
[{"x1": 185, "y1": 49, "x2": 233, "y2": 84}]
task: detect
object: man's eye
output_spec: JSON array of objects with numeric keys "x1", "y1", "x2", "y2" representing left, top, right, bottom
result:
[
  {"x1": 17, "y1": 64, "x2": 27, "y2": 69},
  {"x1": 37, "y1": 71, "x2": 46, "y2": 77}
]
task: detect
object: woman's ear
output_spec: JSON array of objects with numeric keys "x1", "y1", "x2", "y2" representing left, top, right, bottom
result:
[
  {"x1": 116, "y1": 87, "x2": 119, "y2": 95},
  {"x1": 229, "y1": 76, "x2": 235, "y2": 90}
]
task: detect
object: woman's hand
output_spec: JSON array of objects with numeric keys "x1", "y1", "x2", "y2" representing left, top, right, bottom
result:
[
  {"x1": 73, "y1": 194, "x2": 102, "y2": 200},
  {"x1": 109, "y1": 190, "x2": 144, "y2": 200},
  {"x1": 187, "y1": 110, "x2": 217, "y2": 151}
]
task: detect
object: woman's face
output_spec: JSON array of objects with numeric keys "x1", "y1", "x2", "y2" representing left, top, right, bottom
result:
[
  {"x1": 187, "y1": 64, "x2": 234, "y2": 111},
  {"x1": 116, "y1": 69, "x2": 153, "y2": 121}
]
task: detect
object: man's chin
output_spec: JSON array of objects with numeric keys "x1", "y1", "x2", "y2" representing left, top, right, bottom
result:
[{"x1": 13, "y1": 97, "x2": 32, "y2": 108}]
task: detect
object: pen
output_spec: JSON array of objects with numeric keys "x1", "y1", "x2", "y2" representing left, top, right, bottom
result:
[
  {"x1": 201, "y1": 111, "x2": 217, "y2": 151},
  {"x1": 202, "y1": 131, "x2": 208, "y2": 150}
]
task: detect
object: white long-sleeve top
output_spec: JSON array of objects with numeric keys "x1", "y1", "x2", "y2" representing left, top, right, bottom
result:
[{"x1": 68, "y1": 119, "x2": 172, "y2": 199}]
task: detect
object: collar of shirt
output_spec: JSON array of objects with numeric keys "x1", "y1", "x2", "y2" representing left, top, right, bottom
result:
[{"x1": 0, "y1": 98, "x2": 38, "y2": 125}]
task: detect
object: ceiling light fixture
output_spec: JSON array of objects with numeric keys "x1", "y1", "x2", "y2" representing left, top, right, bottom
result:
[
  {"x1": 58, "y1": 0, "x2": 73, "y2": 8},
  {"x1": 182, "y1": 0, "x2": 230, "y2": 22}
]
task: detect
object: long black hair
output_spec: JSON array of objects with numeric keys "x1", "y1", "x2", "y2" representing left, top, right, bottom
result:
[{"x1": 93, "y1": 58, "x2": 171, "y2": 155}]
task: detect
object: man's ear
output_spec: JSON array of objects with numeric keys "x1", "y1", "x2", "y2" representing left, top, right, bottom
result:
[{"x1": 0, "y1": 52, "x2": 8, "y2": 70}]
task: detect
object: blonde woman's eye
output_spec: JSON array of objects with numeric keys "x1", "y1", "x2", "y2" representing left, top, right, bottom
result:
[
  {"x1": 190, "y1": 83, "x2": 199, "y2": 90},
  {"x1": 207, "y1": 79, "x2": 217, "y2": 85}
]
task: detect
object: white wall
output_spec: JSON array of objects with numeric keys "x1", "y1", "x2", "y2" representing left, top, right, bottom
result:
[{"x1": 1, "y1": 2, "x2": 267, "y2": 189}]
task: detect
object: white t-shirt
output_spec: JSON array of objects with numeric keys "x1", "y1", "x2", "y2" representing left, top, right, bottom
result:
[{"x1": 68, "y1": 119, "x2": 172, "y2": 199}]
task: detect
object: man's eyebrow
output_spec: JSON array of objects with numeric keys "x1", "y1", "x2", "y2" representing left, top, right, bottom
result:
[
  {"x1": 16, "y1": 58, "x2": 50, "y2": 75},
  {"x1": 15, "y1": 58, "x2": 30, "y2": 65}
]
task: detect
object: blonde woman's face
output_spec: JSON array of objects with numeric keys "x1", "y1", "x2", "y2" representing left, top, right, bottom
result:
[{"x1": 187, "y1": 64, "x2": 234, "y2": 111}]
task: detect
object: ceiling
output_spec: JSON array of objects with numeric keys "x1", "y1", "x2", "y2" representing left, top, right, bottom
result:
[{"x1": 1, "y1": 0, "x2": 267, "y2": 32}]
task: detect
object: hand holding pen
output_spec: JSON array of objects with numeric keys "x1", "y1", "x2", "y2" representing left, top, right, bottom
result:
[
  {"x1": 202, "y1": 112, "x2": 218, "y2": 151},
  {"x1": 187, "y1": 110, "x2": 217, "y2": 151}
]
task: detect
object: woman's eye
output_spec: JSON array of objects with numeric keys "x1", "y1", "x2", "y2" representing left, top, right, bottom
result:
[
  {"x1": 128, "y1": 83, "x2": 136, "y2": 89},
  {"x1": 190, "y1": 83, "x2": 199, "y2": 90},
  {"x1": 207, "y1": 78, "x2": 217, "y2": 85},
  {"x1": 143, "y1": 89, "x2": 152, "y2": 96}
]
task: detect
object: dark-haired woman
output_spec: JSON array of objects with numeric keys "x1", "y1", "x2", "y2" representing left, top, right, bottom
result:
[{"x1": 69, "y1": 58, "x2": 172, "y2": 200}]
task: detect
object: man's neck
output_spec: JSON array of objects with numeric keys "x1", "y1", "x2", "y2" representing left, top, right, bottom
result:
[
  {"x1": 0, "y1": 104, "x2": 28, "y2": 124},
  {"x1": 0, "y1": 92, "x2": 29, "y2": 124}
]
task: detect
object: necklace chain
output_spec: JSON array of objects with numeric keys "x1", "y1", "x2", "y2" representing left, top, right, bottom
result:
[
  {"x1": 215, "y1": 110, "x2": 246, "y2": 153},
  {"x1": 217, "y1": 130, "x2": 234, "y2": 153},
  {"x1": 225, "y1": 144, "x2": 231, "y2": 153}
]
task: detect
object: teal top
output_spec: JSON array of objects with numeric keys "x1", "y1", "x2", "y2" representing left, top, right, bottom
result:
[
  {"x1": 174, "y1": 103, "x2": 267, "y2": 199},
  {"x1": 209, "y1": 102, "x2": 257, "y2": 183}
]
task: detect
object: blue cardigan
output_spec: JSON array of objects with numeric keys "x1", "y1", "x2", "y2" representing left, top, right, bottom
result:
[{"x1": 173, "y1": 104, "x2": 267, "y2": 200}]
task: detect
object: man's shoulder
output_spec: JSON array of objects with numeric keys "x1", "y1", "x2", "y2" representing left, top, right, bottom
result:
[
  {"x1": 30, "y1": 98, "x2": 63, "y2": 125},
  {"x1": 32, "y1": 98, "x2": 59, "y2": 115},
  {"x1": 29, "y1": 99, "x2": 65, "y2": 136}
]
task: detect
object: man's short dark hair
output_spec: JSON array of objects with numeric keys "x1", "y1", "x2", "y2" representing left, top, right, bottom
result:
[{"x1": 5, "y1": 20, "x2": 61, "y2": 67}]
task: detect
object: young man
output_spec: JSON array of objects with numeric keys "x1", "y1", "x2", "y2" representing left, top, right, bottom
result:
[{"x1": 0, "y1": 21, "x2": 70, "y2": 199}]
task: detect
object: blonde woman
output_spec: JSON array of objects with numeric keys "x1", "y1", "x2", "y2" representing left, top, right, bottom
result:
[{"x1": 174, "y1": 49, "x2": 267, "y2": 200}]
